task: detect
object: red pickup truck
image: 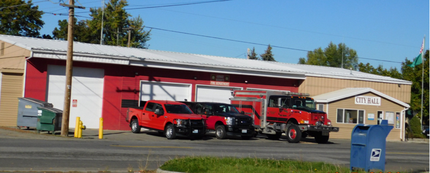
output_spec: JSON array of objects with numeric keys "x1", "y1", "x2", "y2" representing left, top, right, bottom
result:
[{"x1": 126, "y1": 100, "x2": 206, "y2": 139}]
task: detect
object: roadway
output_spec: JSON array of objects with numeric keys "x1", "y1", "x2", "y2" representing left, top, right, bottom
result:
[{"x1": 0, "y1": 127, "x2": 428, "y2": 172}]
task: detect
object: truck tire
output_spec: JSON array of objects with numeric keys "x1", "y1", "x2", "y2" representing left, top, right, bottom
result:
[
  {"x1": 165, "y1": 124, "x2": 177, "y2": 139},
  {"x1": 215, "y1": 125, "x2": 227, "y2": 139},
  {"x1": 315, "y1": 134, "x2": 329, "y2": 143},
  {"x1": 131, "y1": 119, "x2": 141, "y2": 133},
  {"x1": 286, "y1": 124, "x2": 301, "y2": 143},
  {"x1": 267, "y1": 132, "x2": 282, "y2": 140}
]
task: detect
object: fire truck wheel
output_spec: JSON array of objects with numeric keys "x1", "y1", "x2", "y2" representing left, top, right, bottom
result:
[
  {"x1": 215, "y1": 125, "x2": 227, "y2": 139},
  {"x1": 315, "y1": 134, "x2": 329, "y2": 143},
  {"x1": 267, "y1": 132, "x2": 282, "y2": 140},
  {"x1": 131, "y1": 119, "x2": 141, "y2": 133},
  {"x1": 286, "y1": 124, "x2": 302, "y2": 143},
  {"x1": 165, "y1": 124, "x2": 177, "y2": 139}
]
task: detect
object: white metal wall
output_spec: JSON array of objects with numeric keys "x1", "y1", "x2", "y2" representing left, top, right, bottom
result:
[
  {"x1": 140, "y1": 81, "x2": 191, "y2": 102},
  {"x1": 196, "y1": 85, "x2": 242, "y2": 103},
  {"x1": 46, "y1": 65, "x2": 104, "y2": 128}
]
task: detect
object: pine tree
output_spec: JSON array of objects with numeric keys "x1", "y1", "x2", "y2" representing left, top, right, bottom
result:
[{"x1": 260, "y1": 45, "x2": 275, "y2": 61}]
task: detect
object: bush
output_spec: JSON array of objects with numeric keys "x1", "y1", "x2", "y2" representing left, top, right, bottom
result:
[{"x1": 409, "y1": 116, "x2": 425, "y2": 138}]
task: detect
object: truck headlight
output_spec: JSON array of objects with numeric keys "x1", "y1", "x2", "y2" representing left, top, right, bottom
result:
[
  {"x1": 327, "y1": 121, "x2": 332, "y2": 127},
  {"x1": 176, "y1": 119, "x2": 188, "y2": 127},
  {"x1": 225, "y1": 117, "x2": 235, "y2": 126}
]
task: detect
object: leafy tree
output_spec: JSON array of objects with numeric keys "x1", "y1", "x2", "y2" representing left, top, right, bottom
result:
[
  {"x1": 402, "y1": 50, "x2": 429, "y2": 126},
  {"x1": 0, "y1": 0, "x2": 44, "y2": 37},
  {"x1": 248, "y1": 47, "x2": 259, "y2": 60},
  {"x1": 357, "y1": 63, "x2": 402, "y2": 79},
  {"x1": 260, "y1": 45, "x2": 275, "y2": 61},
  {"x1": 52, "y1": 0, "x2": 151, "y2": 48},
  {"x1": 299, "y1": 42, "x2": 358, "y2": 69},
  {"x1": 53, "y1": 18, "x2": 91, "y2": 42}
]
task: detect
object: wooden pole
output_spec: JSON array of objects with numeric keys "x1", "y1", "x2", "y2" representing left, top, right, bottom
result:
[{"x1": 61, "y1": 0, "x2": 75, "y2": 137}]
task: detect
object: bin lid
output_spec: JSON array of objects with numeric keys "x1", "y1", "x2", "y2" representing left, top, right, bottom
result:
[
  {"x1": 19, "y1": 97, "x2": 53, "y2": 108},
  {"x1": 38, "y1": 107, "x2": 63, "y2": 113}
]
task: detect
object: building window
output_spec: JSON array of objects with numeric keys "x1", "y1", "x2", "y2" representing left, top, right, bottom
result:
[
  {"x1": 385, "y1": 111, "x2": 395, "y2": 125},
  {"x1": 317, "y1": 104, "x2": 324, "y2": 111},
  {"x1": 396, "y1": 112, "x2": 400, "y2": 129},
  {"x1": 337, "y1": 109, "x2": 365, "y2": 124},
  {"x1": 337, "y1": 109, "x2": 344, "y2": 123}
]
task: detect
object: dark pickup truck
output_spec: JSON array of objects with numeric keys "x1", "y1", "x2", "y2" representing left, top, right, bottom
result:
[{"x1": 182, "y1": 102, "x2": 255, "y2": 139}]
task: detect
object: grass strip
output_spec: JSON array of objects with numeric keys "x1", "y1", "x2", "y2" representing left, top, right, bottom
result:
[{"x1": 160, "y1": 156, "x2": 405, "y2": 173}]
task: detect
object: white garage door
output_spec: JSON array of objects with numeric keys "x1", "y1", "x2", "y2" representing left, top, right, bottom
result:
[
  {"x1": 140, "y1": 81, "x2": 191, "y2": 102},
  {"x1": 47, "y1": 65, "x2": 104, "y2": 129},
  {"x1": 196, "y1": 85, "x2": 242, "y2": 104}
]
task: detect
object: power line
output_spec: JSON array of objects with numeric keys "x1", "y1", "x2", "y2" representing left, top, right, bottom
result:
[
  {"x1": 146, "y1": 26, "x2": 309, "y2": 52},
  {"x1": 146, "y1": 26, "x2": 404, "y2": 64},
  {"x1": 74, "y1": 0, "x2": 230, "y2": 14}
]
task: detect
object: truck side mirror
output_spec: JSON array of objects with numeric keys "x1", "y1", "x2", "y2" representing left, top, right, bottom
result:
[
  {"x1": 240, "y1": 111, "x2": 245, "y2": 115},
  {"x1": 154, "y1": 108, "x2": 164, "y2": 115}
]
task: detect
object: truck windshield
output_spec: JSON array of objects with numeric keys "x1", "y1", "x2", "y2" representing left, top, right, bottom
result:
[
  {"x1": 292, "y1": 98, "x2": 316, "y2": 110},
  {"x1": 204, "y1": 104, "x2": 240, "y2": 114},
  {"x1": 165, "y1": 104, "x2": 193, "y2": 114}
]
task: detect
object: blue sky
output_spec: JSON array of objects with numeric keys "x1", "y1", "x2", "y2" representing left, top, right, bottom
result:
[{"x1": 37, "y1": 0, "x2": 429, "y2": 70}]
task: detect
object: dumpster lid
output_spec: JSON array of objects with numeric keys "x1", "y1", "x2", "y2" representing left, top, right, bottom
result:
[
  {"x1": 38, "y1": 107, "x2": 63, "y2": 113},
  {"x1": 19, "y1": 97, "x2": 53, "y2": 107}
]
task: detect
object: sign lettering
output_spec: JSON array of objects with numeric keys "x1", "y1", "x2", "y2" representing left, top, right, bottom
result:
[{"x1": 355, "y1": 96, "x2": 381, "y2": 106}]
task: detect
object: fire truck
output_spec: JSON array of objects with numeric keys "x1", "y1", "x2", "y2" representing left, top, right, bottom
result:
[{"x1": 231, "y1": 90, "x2": 339, "y2": 143}]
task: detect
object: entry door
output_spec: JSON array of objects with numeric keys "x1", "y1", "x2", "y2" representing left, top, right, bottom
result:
[
  {"x1": 196, "y1": 85, "x2": 242, "y2": 103},
  {"x1": 377, "y1": 111, "x2": 384, "y2": 125},
  {"x1": 46, "y1": 65, "x2": 104, "y2": 128}
]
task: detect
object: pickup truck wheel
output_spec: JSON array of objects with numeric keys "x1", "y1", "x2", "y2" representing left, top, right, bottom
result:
[
  {"x1": 267, "y1": 132, "x2": 282, "y2": 140},
  {"x1": 315, "y1": 134, "x2": 329, "y2": 143},
  {"x1": 215, "y1": 125, "x2": 227, "y2": 139},
  {"x1": 286, "y1": 124, "x2": 301, "y2": 143},
  {"x1": 165, "y1": 124, "x2": 176, "y2": 139},
  {"x1": 131, "y1": 119, "x2": 141, "y2": 133}
]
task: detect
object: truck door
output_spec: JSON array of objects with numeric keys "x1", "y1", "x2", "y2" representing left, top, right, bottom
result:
[
  {"x1": 279, "y1": 97, "x2": 292, "y2": 120},
  {"x1": 267, "y1": 96, "x2": 283, "y2": 122},
  {"x1": 151, "y1": 103, "x2": 166, "y2": 130},
  {"x1": 142, "y1": 102, "x2": 155, "y2": 128}
]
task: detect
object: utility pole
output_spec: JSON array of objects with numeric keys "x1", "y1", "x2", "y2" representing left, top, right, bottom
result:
[
  {"x1": 60, "y1": 0, "x2": 85, "y2": 137},
  {"x1": 123, "y1": 27, "x2": 132, "y2": 47}
]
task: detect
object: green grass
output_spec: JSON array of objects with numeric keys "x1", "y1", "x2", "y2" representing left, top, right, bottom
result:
[{"x1": 159, "y1": 156, "x2": 368, "y2": 173}]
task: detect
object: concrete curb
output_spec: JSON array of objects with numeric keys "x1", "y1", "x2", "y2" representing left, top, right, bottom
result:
[{"x1": 156, "y1": 168, "x2": 184, "y2": 173}]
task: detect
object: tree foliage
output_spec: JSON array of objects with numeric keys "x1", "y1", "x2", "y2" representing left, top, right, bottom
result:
[
  {"x1": 402, "y1": 50, "x2": 429, "y2": 125},
  {"x1": 357, "y1": 63, "x2": 402, "y2": 79},
  {"x1": 52, "y1": 0, "x2": 150, "y2": 48},
  {"x1": 0, "y1": 0, "x2": 44, "y2": 37},
  {"x1": 260, "y1": 45, "x2": 275, "y2": 61},
  {"x1": 299, "y1": 42, "x2": 358, "y2": 69},
  {"x1": 248, "y1": 47, "x2": 259, "y2": 60}
]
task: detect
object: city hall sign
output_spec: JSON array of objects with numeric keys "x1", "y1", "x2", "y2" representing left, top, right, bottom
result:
[{"x1": 355, "y1": 96, "x2": 381, "y2": 106}]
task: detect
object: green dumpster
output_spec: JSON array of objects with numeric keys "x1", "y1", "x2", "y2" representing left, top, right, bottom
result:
[{"x1": 36, "y1": 107, "x2": 63, "y2": 134}]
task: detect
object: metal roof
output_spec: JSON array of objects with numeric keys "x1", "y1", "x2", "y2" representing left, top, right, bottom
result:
[
  {"x1": 313, "y1": 88, "x2": 410, "y2": 108},
  {"x1": 0, "y1": 34, "x2": 411, "y2": 84}
]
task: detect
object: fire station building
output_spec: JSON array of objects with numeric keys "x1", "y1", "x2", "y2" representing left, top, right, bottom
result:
[{"x1": 0, "y1": 35, "x2": 411, "y2": 141}]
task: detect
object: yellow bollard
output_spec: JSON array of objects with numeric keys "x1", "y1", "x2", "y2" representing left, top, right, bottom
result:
[
  {"x1": 74, "y1": 117, "x2": 80, "y2": 138},
  {"x1": 99, "y1": 118, "x2": 103, "y2": 139},
  {"x1": 78, "y1": 120, "x2": 84, "y2": 138}
]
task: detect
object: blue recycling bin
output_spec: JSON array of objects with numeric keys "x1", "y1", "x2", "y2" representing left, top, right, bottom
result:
[{"x1": 350, "y1": 120, "x2": 393, "y2": 172}]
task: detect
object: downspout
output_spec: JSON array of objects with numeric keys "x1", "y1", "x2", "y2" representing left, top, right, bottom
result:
[
  {"x1": 22, "y1": 51, "x2": 34, "y2": 97},
  {"x1": 401, "y1": 107, "x2": 408, "y2": 142}
]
